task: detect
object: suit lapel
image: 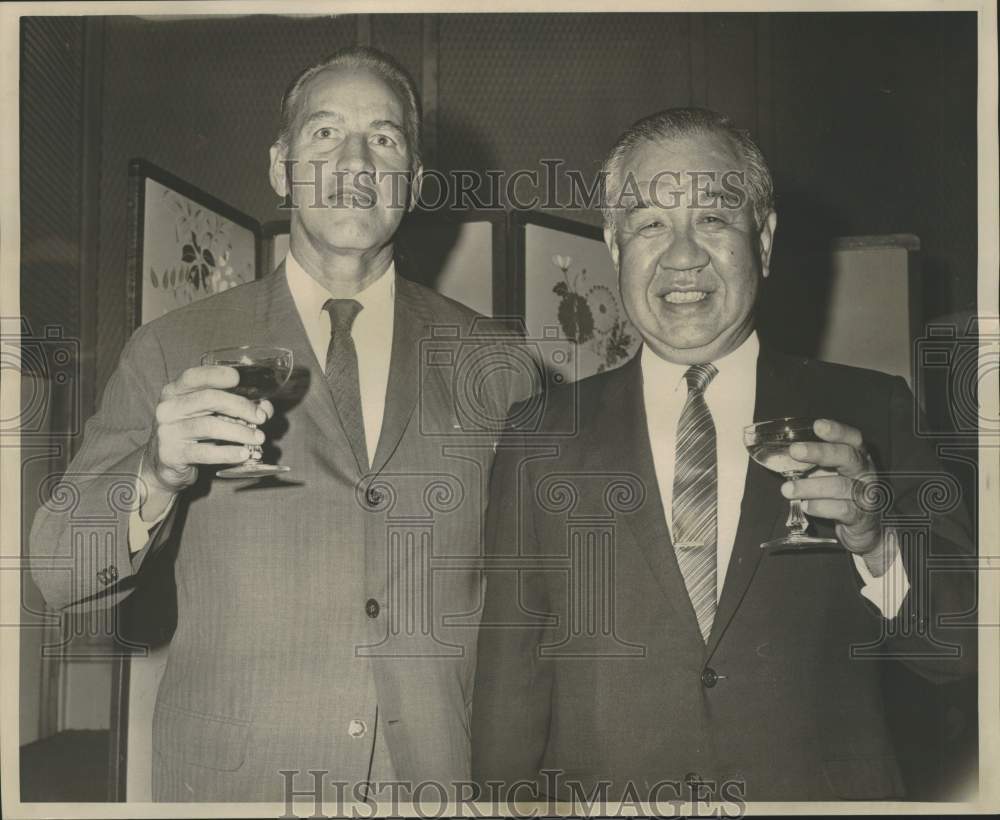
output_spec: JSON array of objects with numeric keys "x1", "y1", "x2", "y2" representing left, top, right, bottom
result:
[
  {"x1": 370, "y1": 276, "x2": 432, "y2": 476},
  {"x1": 707, "y1": 346, "x2": 811, "y2": 655},
  {"x1": 595, "y1": 354, "x2": 706, "y2": 642}
]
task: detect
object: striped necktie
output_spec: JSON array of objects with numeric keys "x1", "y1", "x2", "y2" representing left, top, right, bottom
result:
[
  {"x1": 324, "y1": 298, "x2": 368, "y2": 470},
  {"x1": 672, "y1": 362, "x2": 719, "y2": 643}
]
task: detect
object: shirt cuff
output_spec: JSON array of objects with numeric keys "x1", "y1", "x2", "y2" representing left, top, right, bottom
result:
[
  {"x1": 127, "y1": 457, "x2": 175, "y2": 555},
  {"x1": 853, "y1": 529, "x2": 910, "y2": 618}
]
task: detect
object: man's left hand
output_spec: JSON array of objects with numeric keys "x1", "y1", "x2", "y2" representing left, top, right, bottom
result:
[{"x1": 781, "y1": 418, "x2": 895, "y2": 576}]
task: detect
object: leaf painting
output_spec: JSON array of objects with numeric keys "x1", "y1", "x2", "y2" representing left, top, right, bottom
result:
[{"x1": 142, "y1": 181, "x2": 255, "y2": 322}]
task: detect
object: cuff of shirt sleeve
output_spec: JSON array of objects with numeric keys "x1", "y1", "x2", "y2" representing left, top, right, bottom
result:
[
  {"x1": 853, "y1": 529, "x2": 910, "y2": 619},
  {"x1": 127, "y1": 457, "x2": 175, "y2": 554}
]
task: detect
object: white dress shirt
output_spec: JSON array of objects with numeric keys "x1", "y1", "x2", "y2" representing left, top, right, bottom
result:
[
  {"x1": 639, "y1": 331, "x2": 909, "y2": 617},
  {"x1": 129, "y1": 252, "x2": 396, "y2": 552},
  {"x1": 285, "y1": 251, "x2": 395, "y2": 464}
]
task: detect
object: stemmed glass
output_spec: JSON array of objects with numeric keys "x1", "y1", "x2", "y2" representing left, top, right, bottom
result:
[
  {"x1": 200, "y1": 345, "x2": 293, "y2": 478},
  {"x1": 743, "y1": 417, "x2": 839, "y2": 549}
]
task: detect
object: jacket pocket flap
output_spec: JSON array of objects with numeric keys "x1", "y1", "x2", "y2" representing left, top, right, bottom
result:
[{"x1": 153, "y1": 703, "x2": 250, "y2": 772}]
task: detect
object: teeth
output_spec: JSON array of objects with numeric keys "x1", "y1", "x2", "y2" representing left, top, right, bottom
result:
[{"x1": 664, "y1": 291, "x2": 708, "y2": 304}]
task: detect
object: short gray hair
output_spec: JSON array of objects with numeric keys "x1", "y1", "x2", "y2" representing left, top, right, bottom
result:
[
  {"x1": 276, "y1": 45, "x2": 422, "y2": 173},
  {"x1": 601, "y1": 107, "x2": 774, "y2": 229}
]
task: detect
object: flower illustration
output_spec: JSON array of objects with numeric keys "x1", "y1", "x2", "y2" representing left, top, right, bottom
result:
[
  {"x1": 553, "y1": 280, "x2": 595, "y2": 344},
  {"x1": 147, "y1": 191, "x2": 249, "y2": 313},
  {"x1": 548, "y1": 250, "x2": 639, "y2": 375},
  {"x1": 586, "y1": 284, "x2": 619, "y2": 336},
  {"x1": 552, "y1": 254, "x2": 572, "y2": 273}
]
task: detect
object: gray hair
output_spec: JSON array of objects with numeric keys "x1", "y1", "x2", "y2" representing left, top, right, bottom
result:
[
  {"x1": 600, "y1": 107, "x2": 774, "y2": 229},
  {"x1": 276, "y1": 45, "x2": 422, "y2": 173}
]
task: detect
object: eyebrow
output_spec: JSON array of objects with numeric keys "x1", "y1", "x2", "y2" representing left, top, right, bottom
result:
[
  {"x1": 301, "y1": 110, "x2": 344, "y2": 129},
  {"x1": 300, "y1": 111, "x2": 406, "y2": 138},
  {"x1": 369, "y1": 119, "x2": 405, "y2": 136}
]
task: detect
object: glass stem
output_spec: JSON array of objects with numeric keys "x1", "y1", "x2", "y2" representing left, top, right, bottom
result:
[
  {"x1": 786, "y1": 498, "x2": 809, "y2": 536},
  {"x1": 248, "y1": 400, "x2": 262, "y2": 461}
]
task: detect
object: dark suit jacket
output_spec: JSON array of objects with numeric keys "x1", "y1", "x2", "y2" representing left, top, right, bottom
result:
[
  {"x1": 471, "y1": 346, "x2": 976, "y2": 802},
  {"x1": 31, "y1": 266, "x2": 513, "y2": 800}
]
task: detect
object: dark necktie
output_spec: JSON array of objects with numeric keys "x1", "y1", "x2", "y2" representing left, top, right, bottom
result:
[
  {"x1": 672, "y1": 363, "x2": 719, "y2": 643},
  {"x1": 323, "y1": 299, "x2": 368, "y2": 469}
]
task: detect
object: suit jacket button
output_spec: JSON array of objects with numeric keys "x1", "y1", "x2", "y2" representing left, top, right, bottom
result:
[
  {"x1": 366, "y1": 487, "x2": 384, "y2": 507},
  {"x1": 701, "y1": 667, "x2": 719, "y2": 688},
  {"x1": 348, "y1": 719, "x2": 367, "y2": 738},
  {"x1": 365, "y1": 598, "x2": 380, "y2": 618}
]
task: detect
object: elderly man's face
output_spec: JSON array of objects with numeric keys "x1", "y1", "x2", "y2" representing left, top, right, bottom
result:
[
  {"x1": 605, "y1": 132, "x2": 776, "y2": 365},
  {"x1": 269, "y1": 65, "x2": 418, "y2": 258}
]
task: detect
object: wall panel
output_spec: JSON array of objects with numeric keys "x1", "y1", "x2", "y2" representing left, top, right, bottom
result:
[
  {"x1": 19, "y1": 15, "x2": 87, "y2": 747},
  {"x1": 437, "y1": 13, "x2": 693, "y2": 225}
]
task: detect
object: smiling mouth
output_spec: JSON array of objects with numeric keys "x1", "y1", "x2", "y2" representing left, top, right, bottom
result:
[{"x1": 662, "y1": 290, "x2": 710, "y2": 304}]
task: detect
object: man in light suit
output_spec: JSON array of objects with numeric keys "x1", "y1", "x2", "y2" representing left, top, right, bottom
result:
[
  {"x1": 471, "y1": 108, "x2": 976, "y2": 802},
  {"x1": 32, "y1": 46, "x2": 511, "y2": 802}
]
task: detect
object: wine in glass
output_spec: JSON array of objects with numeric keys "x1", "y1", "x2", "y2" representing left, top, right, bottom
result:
[
  {"x1": 200, "y1": 345, "x2": 293, "y2": 478},
  {"x1": 743, "y1": 417, "x2": 839, "y2": 549}
]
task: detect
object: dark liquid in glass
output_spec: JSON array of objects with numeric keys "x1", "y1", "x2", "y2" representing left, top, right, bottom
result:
[{"x1": 232, "y1": 363, "x2": 286, "y2": 400}]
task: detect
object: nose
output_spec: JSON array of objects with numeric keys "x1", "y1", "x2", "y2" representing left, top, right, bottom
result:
[
  {"x1": 657, "y1": 223, "x2": 709, "y2": 272},
  {"x1": 337, "y1": 133, "x2": 375, "y2": 177}
]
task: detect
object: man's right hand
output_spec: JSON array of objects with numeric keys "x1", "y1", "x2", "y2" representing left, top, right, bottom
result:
[{"x1": 139, "y1": 365, "x2": 274, "y2": 520}]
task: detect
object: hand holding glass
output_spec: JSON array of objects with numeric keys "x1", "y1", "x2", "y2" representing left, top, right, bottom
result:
[
  {"x1": 743, "y1": 417, "x2": 839, "y2": 549},
  {"x1": 200, "y1": 345, "x2": 293, "y2": 478}
]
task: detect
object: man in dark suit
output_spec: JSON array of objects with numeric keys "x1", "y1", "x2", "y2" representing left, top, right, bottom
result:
[
  {"x1": 31, "y1": 46, "x2": 512, "y2": 802},
  {"x1": 471, "y1": 107, "x2": 976, "y2": 803}
]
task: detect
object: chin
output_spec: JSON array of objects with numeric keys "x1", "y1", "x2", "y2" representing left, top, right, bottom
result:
[
  {"x1": 656, "y1": 326, "x2": 724, "y2": 352},
  {"x1": 314, "y1": 225, "x2": 385, "y2": 252},
  {"x1": 646, "y1": 331, "x2": 727, "y2": 364}
]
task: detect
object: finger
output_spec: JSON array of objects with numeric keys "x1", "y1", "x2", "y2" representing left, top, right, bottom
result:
[
  {"x1": 160, "y1": 389, "x2": 267, "y2": 425},
  {"x1": 788, "y1": 441, "x2": 868, "y2": 476},
  {"x1": 814, "y1": 418, "x2": 864, "y2": 449},
  {"x1": 168, "y1": 365, "x2": 240, "y2": 396},
  {"x1": 781, "y1": 475, "x2": 854, "y2": 500},
  {"x1": 180, "y1": 415, "x2": 267, "y2": 446},
  {"x1": 257, "y1": 399, "x2": 275, "y2": 421},
  {"x1": 182, "y1": 442, "x2": 253, "y2": 465},
  {"x1": 800, "y1": 498, "x2": 864, "y2": 525}
]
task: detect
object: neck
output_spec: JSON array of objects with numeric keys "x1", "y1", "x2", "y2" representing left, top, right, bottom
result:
[{"x1": 289, "y1": 231, "x2": 394, "y2": 297}]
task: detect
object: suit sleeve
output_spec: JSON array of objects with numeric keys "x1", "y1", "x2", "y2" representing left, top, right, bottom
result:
[
  {"x1": 472, "y1": 416, "x2": 554, "y2": 793},
  {"x1": 877, "y1": 375, "x2": 977, "y2": 683},
  {"x1": 29, "y1": 323, "x2": 181, "y2": 613}
]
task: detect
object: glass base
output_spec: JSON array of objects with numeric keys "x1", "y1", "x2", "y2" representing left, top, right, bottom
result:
[
  {"x1": 216, "y1": 462, "x2": 291, "y2": 479},
  {"x1": 760, "y1": 533, "x2": 839, "y2": 550}
]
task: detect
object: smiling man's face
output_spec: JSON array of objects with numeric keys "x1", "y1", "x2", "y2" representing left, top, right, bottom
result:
[{"x1": 605, "y1": 131, "x2": 777, "y2": 365}]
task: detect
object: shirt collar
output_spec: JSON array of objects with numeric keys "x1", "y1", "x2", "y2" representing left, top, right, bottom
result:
[
  {"x1": 640, "y1": 331, "x2": 760, "y2": 393},
  {"x1": 284, "y1": 250, "x2": 396, "y2": 318}
]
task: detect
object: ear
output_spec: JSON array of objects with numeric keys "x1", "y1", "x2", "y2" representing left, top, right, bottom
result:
[
  {"x1": 268, "y1": 142, "x2": 289, "y2": 200},
  {"x1": 407, "y1": 163, "x2": 424, "y2": 212},
  {"x1": 603, "y1": 223, "x2": 621, "y2": 271},
  {"x1": 758, "y1": 210, "x2": 777, "y2": 279}
]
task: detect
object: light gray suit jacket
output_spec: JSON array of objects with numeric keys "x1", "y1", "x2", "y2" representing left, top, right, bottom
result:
[{"x1": 31, "y1": 265, "x2": 513, "y2": 801}]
